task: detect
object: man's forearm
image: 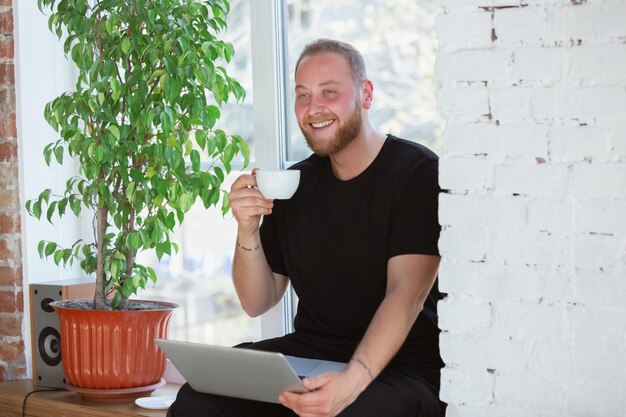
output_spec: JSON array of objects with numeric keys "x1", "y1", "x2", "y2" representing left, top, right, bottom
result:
[
  {"x1": 348, "y1": 254, "x2": 440, "y2": 388},
  {"x1": 347, "y1": 286, "x2": 423, "y2": 387},
  {"x1": 232, "y1": 230, "x2": 284, "y2": 317}
]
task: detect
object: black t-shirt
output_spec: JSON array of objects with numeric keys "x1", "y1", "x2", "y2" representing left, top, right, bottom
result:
[{"x1": 259, "y1": 135, "x2": 444, "y2": 370}]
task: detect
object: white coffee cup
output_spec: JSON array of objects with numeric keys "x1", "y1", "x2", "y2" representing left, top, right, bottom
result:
[{"x1": 255, "y1": 170, "x2": 300, "y2": 200}]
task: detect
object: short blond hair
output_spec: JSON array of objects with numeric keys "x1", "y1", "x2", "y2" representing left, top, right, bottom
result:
[{"x1": 295, "y1": 39, "x2": 367, "y2": 85}]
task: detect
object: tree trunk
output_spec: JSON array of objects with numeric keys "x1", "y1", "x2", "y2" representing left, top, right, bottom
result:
[{"x1": 94, "y1": 204, "x2": 108, "y2": 310}]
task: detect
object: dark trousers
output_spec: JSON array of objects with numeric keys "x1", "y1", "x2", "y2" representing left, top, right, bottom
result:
[{"x1": 168, "y1": 335, "x2": 445, "y2": 417}]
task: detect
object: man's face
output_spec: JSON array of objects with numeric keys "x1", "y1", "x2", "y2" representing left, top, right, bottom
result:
[{"x1": 294, "y1": 52, "x2": 365, "y2": 157}]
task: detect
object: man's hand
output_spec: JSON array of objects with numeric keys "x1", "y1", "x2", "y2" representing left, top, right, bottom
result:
[
  {"x1": 278, "y1": 365, "x2": 369, "y2": 417},
  {"x1": 228, "y1": 169, "x2": 274, "y2": 236}
]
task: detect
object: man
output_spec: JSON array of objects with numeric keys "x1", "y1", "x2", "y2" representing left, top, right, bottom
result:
[{"x1": 170, "y1": 39, "x2": 444, "y2": 417}]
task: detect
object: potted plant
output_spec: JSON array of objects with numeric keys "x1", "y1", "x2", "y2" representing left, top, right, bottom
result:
[{"x1": 26, "y1": 0, "x2": 248, "y2": 400}]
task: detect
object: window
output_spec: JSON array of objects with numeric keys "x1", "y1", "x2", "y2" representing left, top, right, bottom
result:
[{"x1": 136, "y1": 0, "x2": 261, "y2": 347}]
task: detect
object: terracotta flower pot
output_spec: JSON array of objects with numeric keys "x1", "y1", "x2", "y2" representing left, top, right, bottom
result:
[{"x1": 52, "y1": 300, "x2": 177, "y2": 390}]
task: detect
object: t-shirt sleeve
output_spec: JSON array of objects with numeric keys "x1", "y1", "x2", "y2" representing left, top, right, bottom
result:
[
  {"x1": 259, "y1": 212, "x2": 289, "y2": 276},
  {"x1": 388, "y1": 158, "x2": 441, "y2": 258}
]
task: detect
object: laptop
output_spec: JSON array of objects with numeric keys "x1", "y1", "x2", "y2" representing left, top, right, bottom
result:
[{"x1": 155, "y1": 338, "x2": 347, "y2": 404}]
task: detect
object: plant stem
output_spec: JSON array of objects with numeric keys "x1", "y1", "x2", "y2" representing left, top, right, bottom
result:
[{"x1": 94, "y1": 202, "x2": 108, "y2": 310}]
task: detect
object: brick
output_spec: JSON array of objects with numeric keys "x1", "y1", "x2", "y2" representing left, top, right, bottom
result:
[
  {"x1": 437, "y1": 86, "x2": 490, "y2": 122},
  {"x1": 435, "y1": 11, "x2": 493, "y2": 51},
  {"x1": 439, "y1": 294, "x2": 492, "y2": 333},
  {"x1": 14, "y1": 365, "x2": 26, "y2": 379},
  {"x1": 437, "y1": 50, "x2": 511, "y2": 82},
  {"x1": 0, "y1": 190, "x2": 17, "y2": 209},
  {"x1": 0, "y1": 36, "x2": 13, "y2": 60},
  {"x1": 440, "y1": 193, "x2": 527, "y2": 230},
  {"x1": 438, "y1": 0, "x2": 522, "y2": 9},
  {"x1": 607, "y1": 118, "x2": 626, "y2": 159},
  {"x1": 440, "y1": 367, "x2": 494, "y2": 406},
  {"x1": 446, "y1": 405, "x2": 570, "y2": 417},
  {"x1": 574, "y1": 343, "x2": 626, "y2": 383},
  {"x1": 572, "y1": 163, "x2": 626, "y2": 199},
  {"x1": 493, "y1": 6, "x2": 549, "y2": 44},
  {"x1": 493, "y1": 301, "x2": 571, "y2": 342},
  {"x1": 0, "y1": 164, "x2": 18, "y2": 189},
  {"x1": 526, "y1": 340, "x2": 574, "y2": 382},
  {"x1": 494, "y1": 162, "x2": 569, "y2": 198},
  {"x1": 548, "y1": 124, "x2": 609, "y2": 163},
  {"x1": 572, "y1": 232, "x2": 624, "y2": 270},
  {"x1": 0, "y1": 140, "x2": 16, "y2": 162},
  {"x1": 0, "y1": 113, "x2": 16, "y2": 138},
  {"x1": 439, "y1": 226, "x2": 489, "y2": 262},
  {"x1": 491, "y1": 229, "x2": 569, "y2": 266},
  {"x1": 552, "y1": 1, "x2": 626, "y2": 41},
  {"x1": 0, "y1": 314, "x2": 21, "y2": 336},
  {"x1": 527, "y1": 199, "x2": 574, "y2": 233},
  {"x1": 512, "y1": 47, "x2": 566, "y2": 81},
  {"x1": 441, "y1": 260, "x2": 571, "y2": 303},
  {"x1": 440, "y1": 157, "x2": 493, "y2": 192},
  {"x1": 490, "y1": 87, "x2": 533, "y2": 123},
  {"x1": 0, "y1": 88, "x2": 15, "y2": 112},
  {"x1": 0, "y1": 238, "x2": 12, "y2": 259},
  {"x1": 568, "y1": 45, "x2": 626, "y2": 83},
  {"x1": 532, "y1": 87, "x2": 626, "y2": 120},
  {"x1": 574, "y1": 199, "x2": 626, "y2": 235},
  {"x1": 572, "y1": 270, "x2": 626, "y2": 308},
  {"x1": 0, "y1": 340, "x2": 24, "y2": 362},
  {"x1": 0, "y1": 63, "x2": 14, "y2": 85},
  {"x1": 494, "y1": 372, "x2": 565, "y2": 410},
  {"x1": 0, "y1": 265, "x2": 20, "y2": 286},
  {"x1": 0, "y1": 10, "x2": 13, "y2": 36},
  {"x1": 0, "y1": 289, "x2": 17, "y2": 312},
  {"x1": 569, "y1": 380, "x2": 626, "y2": 416},
  {"x1": 0, "y1": 364, "x2": 5, "y2": 381},
  {"x1": 0, "y1": 212, "x2": 20, "y2": 234},
  {"x1": 440, "y1": 332, "x2": 527, "y2": 374},
  {"x1": 443, "y1": 122, "x2": 548, "y2": 159}
]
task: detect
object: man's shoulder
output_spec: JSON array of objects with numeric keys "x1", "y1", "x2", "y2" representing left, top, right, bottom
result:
[
  {"x1": 287, "y1": 152, "x2": 324, "y2": 173},
  {"x1": 385, "y1": 135, "x2": 439, "y2": 163}
]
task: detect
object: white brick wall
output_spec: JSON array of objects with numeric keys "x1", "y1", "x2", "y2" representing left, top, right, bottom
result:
[{"x1": 436, "y1": 0, "x2": 626, "y2": 415}]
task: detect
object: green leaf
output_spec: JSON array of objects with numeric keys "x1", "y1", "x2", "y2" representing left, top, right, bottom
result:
[
  {"x1": 126, "y1": 181, "x2": 136, "y2": 202},
  {"x1": 221, "y1": 191, "x2": 230, "y2": 216},
  {"x1": 54, "y1": 146, "x2": 64, "y2": 164},
  {"x1": 109, "y1": 125, "x2": 120, "y2": 141},
  {"x1": 32, "y1": 201, "x2": 42, "y2": 219},
  {"x1": 127, "y1": 232, "x2": 141, "y2": 250},
  {"x1": 37, "y1": 240, "x2": 46, "y2": 258},
  {"x1": 155, "y1": 243, "x2": 164, "y2": 260},
  {"x1": 46, "y1": 201, "x2": 57, "y2": 223},
  {"x1": 190, "y1": 150, "x2": 201, "y2": 172},
  {"x1": 45, "y1": 242, "x2": 58, "y2": 257},
  {"x1": 195, "y1": 130, "x2": 207, "y2": 150},
  {"x1": 111, "y1": 261, "x2": 119, "y2": 278},
  {"x1": 112, "y1": 292, "x2": 122, "y2": 309},
  {"x1": 121, "y1": 38, "x2": 131, "y2": 55},
  {"x1": 53, "y1": 249, "x2": 64, "y2": 266},
  {"x1": 94, "y1": 145, "x2": 104, "y2": 162},
  {"x1": 214, "y1": 166, "x2": 224, "y2": 183}
]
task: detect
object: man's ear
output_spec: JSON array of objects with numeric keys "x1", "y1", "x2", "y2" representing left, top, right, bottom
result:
[{"x1": 362, "y1": 79, "x2": 374, "y2": 110}]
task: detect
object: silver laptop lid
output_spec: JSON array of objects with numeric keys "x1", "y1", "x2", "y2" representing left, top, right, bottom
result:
[{"x1": 156, "y1": 338, "x2": 307, "y2": 404}]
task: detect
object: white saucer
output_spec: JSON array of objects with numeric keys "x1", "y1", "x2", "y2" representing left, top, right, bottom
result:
[{"x1": 135, "y1": 395, "x2": 176, "y2": 410}]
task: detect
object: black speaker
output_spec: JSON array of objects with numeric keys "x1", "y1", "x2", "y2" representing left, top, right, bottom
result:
[{"x1": 29, "y1": 279, "x2": 95, "y2": 388}]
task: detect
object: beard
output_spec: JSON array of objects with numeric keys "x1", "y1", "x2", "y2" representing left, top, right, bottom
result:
[{"x1": 300, "y1": 103, "x2": 363, "y2": 157}]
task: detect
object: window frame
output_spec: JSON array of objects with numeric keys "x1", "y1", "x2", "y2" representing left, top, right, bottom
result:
[{"x1": 249, "y1": 0, "x2": 296, "y2": 338}]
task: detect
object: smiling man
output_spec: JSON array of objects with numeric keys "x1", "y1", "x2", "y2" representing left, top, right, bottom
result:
[{"x1": 169, "y1": 39, "x2": 445, "y2": 417}]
